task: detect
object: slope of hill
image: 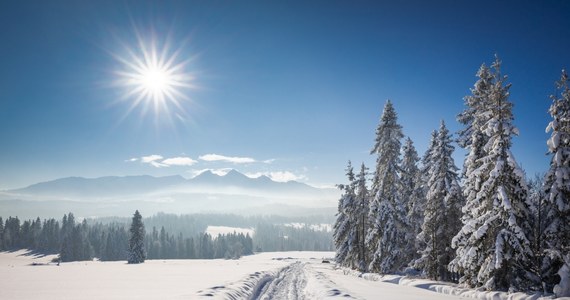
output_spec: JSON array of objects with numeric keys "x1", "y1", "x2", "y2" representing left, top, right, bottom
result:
[{"x1": 10, "y1": 175, "x2": 187, "y2": 198}]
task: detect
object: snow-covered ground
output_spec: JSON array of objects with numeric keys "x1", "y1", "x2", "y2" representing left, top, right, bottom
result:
[
  {"x1": 2, "y1": 250, "x2": 566, "y2": 300},
  {"x1": 284, "y1": 223, "x2": 332, "y2": 232},
  {"x1": 205, "y1": 225, "x2": 255, "y2": 237}
]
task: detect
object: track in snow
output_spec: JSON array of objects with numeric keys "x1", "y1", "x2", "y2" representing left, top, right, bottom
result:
[
  {"x1": 197, "y1": 259, "x2": 354, "y2": 299},
  {"x1": 254, "y1": 262, "x2": 308, "y2": 300}
]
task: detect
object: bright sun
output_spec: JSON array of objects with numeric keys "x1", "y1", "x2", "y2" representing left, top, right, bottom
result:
[
  {"x1": 141, "y1": 68, "x2": 169, "y2": 93},
  {"x1": 113, "y1": 32, "x2": 196, "y2": 121}
]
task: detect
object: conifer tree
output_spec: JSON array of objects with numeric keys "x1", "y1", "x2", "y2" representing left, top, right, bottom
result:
[
  {"x1": 421, "y1": 131, "x2": 438, "y2": 179},
  {"x1": 400, "y1": 137, "x2": 425, "y2": 263},
  {"x1": 60, "y1": 213, "x2": 76, "y2": 262},
  {"x1": 451, "y1": 57, "x2": 533, "y2": 291},
  {"x1": 416, "y1": 121, "x2": 462, "y2": 281},
  {"x1": 366, "y1": 100, "x2": 409, "y2": 273},
  {"x1": 333, "y1": 161, "x2": 356, "y2": 267},
  {"x1": 353, "y1": 163, "x2": 369, "y2": 271},
  {"x1": 128, "y1": 210, "x2": 146, "y2": 264},
  {"x1": 450, "y1": 61, "x2": 496, "y2": 286},
  {"x1": 457, "y1": 63, "x2": 493, "y2": 160},
  {"x1": 527, "y1": 175, "x2": 552, "y2": 291},
  {"x1": 543, "y1": 70, "x2": 570, "y2": 296}
]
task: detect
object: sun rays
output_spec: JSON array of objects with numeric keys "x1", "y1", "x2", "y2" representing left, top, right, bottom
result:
[{"x1": 111, "y1": 29, "x2": 197, "y2": 124}]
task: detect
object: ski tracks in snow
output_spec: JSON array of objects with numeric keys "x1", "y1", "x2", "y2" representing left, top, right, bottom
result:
[
  {"x1": 255, "y1": 262, "x2": 308, "y2": 300},
  {"x1": 197, "y1": 259, "x2": 356, "y2": 299}
]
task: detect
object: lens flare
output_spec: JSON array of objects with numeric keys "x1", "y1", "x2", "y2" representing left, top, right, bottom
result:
[{"x1": 111, "y1": 29, "x2": 196, "y2": 123}]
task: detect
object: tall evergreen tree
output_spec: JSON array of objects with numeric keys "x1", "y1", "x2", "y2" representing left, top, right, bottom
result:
[
  {"x1": 333, "y1": 161, "x2": 357, "y2": 267},
  {"x1": 366, "y1": 100, "x2": 409, "y2": 273},
  {"x1": 400, "y1": 137, "x2": 425, "y2": 263},
  {"x1": 128, "y1": 210, "x2": 146, "y2": 264},
  {"x1": 457, "y1": 63, "x2": 493, "y2": 153},
  {"x1": 455, "y1": 64, "x2": 495, "y2": 233},
  {"x1": 450, "y1": 60, "x2": 497, "y2": 286},
  {"x1": 415, "y1": 121, "x2": 462, "y2": 281},
  {"x1": 451, "y1": 57, "x2": 533, "y2": 291},
  {"x1": 79, "y1": 219, "x2": 93, "y2": 260},
  {"x1": 417, "y1": 130, "x2": 437, "y2": 257},
  {"x1": 543, "y1": 70, "x2": 570, "y2": 296},
  {"x1": 421, "y1": 131, "x2": 438, "y2": 179},
  {"x1": 353, "y1": 163, "x2": 369, "y2": 271},
  {"x1": 31, "y1": 217, "x2": 42, "y2": 249},
  {"x1": 60, "y1": 213, "x2": 76, "y2": 262}
]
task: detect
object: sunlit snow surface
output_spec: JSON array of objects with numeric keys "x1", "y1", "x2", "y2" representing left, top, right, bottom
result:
[
  {"x1": 2, "y1": 250, "x2": 566, "y2": 299},
  {"x1": 284, "y1": 223, "x2": 333, "y2": 232},
  {"x1": 205, "y1": 225, "x2": 254, "y2": 237}
]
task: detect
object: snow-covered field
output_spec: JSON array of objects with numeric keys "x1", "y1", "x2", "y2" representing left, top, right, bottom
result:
[
  {"x1": 285, "y1": 223, "x2": 332, "y2": 232},
  {"x1": 205, "y1": 225, "x2": 255, "y2": 237},
  {"x1": 3, "y1": 249, "x2": 565, "y2": 300}
]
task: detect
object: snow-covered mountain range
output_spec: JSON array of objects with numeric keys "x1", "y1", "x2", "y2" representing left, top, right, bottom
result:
[
  {"x1": 0, "y1": 170, "x2": 339, "y2": 218},
  {"x1": 7, "y1": 169, "x2": 333, "y2": 199}
]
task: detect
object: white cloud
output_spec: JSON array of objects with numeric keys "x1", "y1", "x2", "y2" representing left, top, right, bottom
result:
[
  {"x1": 130, "y1": 153, "x2": 274, "y2": 168},
  {"x1": 141, "y1": 155, "x2": 163, "y2": 163},
  {"x1": 243, "y1": 172, "x2": 264, "y2": 178},
  {"x1": 162, "y1": 157, "x2": 198, "y2": 167},
  {"x1": 136, "y1": 154, "x2": 197, "y2": 168},
  {"x1": 244, "y1": 171, "x2": 307, "y2": 183},
  {"x1": 199, "y1": 154, "x2": 256, "y2": 164},
  {"x1": 269, "y1": 171, "x2": 307, "y2": 182},
  {"x1": 140, "y1": 155, "x2": 168, "y2": 168}
]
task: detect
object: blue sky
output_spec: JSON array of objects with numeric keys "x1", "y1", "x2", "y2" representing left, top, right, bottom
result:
[{"x1": 0, "y1": 0, "x2": 569, "y2": 189}]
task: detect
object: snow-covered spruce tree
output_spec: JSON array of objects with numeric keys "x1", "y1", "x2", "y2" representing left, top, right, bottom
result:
[
  {"x1": 456, "y1": 63, "x2": 493, "y2": 160},
  {"x1": 366, "y1": 100, "x2": 409, "y2": 273},
  {"x1": 416, "y1": 130, "x2": 437, "y2": 264},
  {"x1": 415, "y1": 121, "x2": 463, "y2": 281},
  {"x1": 128, "y1": 210, "x2": 146, "y2": 264},
  {"x1": 421, "y1": 130, "x2": 438, "y2": 185},
  {"x1": 543, "y1": 70, "x2": 570, "y2": 296},
  {"x1": 343, "y1": 163, "x2": 367, "y2": 270},
  {"x1": 333, "y1": 161, "x2": 357, "y2": 267},
  {"x1": 450, "y1": 57, "x2": 534, "y2": 291},
  {"x1": 450, "y1": 61, "x2": 498, "y2": 286},
  {"x1": 527, "y1": 174, "x2": 552, "y2": 291},
  {"x1": 400, "y1": 137, "x2": 425, "y2": 263},
  {"x1": 353, "y1": 163, "x2": 370, "y2": 271}
]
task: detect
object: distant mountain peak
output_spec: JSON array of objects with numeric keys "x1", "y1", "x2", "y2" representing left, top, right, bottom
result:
[
  {"x1": 194, "y1": 170, "x2": 215, "y2": 177},
  {"x1": 255, "y1": 175, "x2": 272, "y2": 181},
  {"x1": 224, "y1": 169, "x2": 247, "y2": 178},
  {"x1": 225, "y1": 169, "x2": 240, "y2": 175}
]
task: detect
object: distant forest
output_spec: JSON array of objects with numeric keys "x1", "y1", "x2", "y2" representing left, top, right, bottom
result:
[{"x1": 0, "y1": 212, "x2": 333, "y2": 262}]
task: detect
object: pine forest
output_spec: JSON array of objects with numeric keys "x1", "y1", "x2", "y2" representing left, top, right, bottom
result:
[{"x1": 333, "y1": 56, "x2": 570, "y2": 295}]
